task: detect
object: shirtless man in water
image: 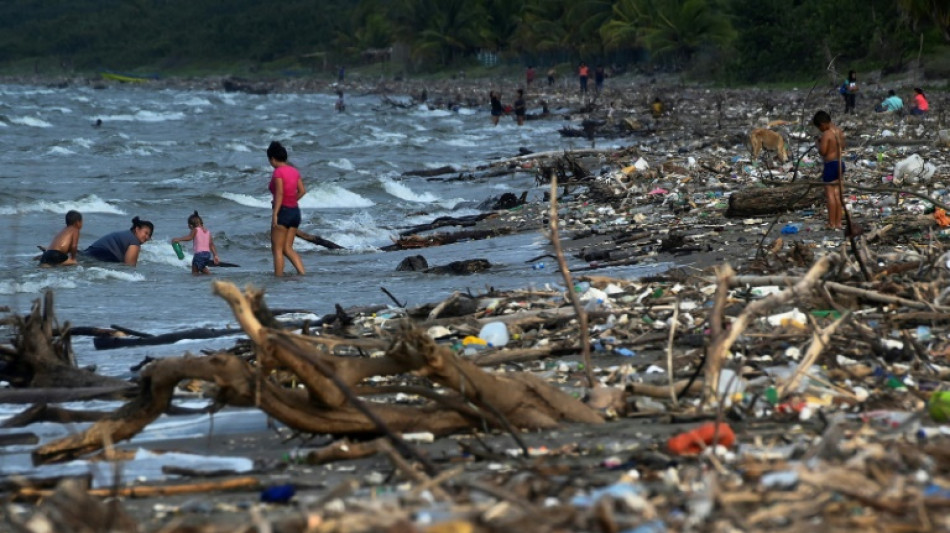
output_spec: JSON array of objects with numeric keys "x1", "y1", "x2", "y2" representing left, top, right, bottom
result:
[
  {"x1": 813, "y1": 110, "x2": 845, "y2": 230},
  {"x1": 39, "y1": 210, "x2": 82, "y2": 266}
]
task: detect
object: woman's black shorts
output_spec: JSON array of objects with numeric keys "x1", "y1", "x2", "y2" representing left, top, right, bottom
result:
[{"x1": 276, "y1": 206, "x2": 301, "y2": 228}]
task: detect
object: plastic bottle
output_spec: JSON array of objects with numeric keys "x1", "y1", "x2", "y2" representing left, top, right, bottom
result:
[
  {"x1": 478, "y1": 322, "x2": 509, "y2": 347},
  {"x1": 172, "y1": 241, "x2": 185, "y2": 260}
]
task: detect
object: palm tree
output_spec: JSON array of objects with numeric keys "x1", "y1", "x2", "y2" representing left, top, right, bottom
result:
[{"x1": 642, "y1": 0, "x2": 735, "y2": 62}]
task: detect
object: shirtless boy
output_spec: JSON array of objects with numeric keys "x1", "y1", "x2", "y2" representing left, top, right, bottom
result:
[
  {"x1": 39, "y1": 210, "x2": 82, "y2": 266},
  {"x1": 813, "y1": 111, "x2": 845, "y2": 230}
]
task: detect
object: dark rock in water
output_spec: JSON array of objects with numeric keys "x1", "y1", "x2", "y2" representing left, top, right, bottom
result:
[
  {"x1": 396, "y1": 255, "x2": 429, "y2": 272},
  {"x1": 518, "y1": 147, "x2": 533, "y2": 156},
  {"x1": 491, "y1": 191, "x2": 527, "y2": 210},
  {"x1": 425, "y1": 259, "x2": 491, "y2": 275}
]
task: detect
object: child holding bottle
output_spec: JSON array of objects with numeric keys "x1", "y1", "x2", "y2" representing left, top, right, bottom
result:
[{"x1": 171, "y1": 211, "x2": 219, "y2": 274}]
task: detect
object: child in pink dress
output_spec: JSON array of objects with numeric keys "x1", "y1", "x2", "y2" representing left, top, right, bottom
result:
[{"x1": 172, "y1": 211, "x2": 219, "y2": 274}]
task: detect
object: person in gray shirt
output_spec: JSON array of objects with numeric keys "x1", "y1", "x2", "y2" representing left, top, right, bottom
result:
[{"x1": 84, "y1": 216, "x2": 153, "y2": 266}]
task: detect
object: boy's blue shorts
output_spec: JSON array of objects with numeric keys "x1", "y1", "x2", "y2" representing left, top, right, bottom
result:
[{"x1": 823, "y1": 161, "x2": 844, "y2": 183}]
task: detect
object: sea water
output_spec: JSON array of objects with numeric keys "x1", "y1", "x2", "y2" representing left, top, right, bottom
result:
[{"x1": 0, "y1": 83, "x2": 664, "y2": 475}]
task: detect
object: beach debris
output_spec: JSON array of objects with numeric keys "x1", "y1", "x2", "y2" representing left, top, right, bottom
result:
[{"x1": 4, "y1": 81, "x2": 950, "y2": 532}]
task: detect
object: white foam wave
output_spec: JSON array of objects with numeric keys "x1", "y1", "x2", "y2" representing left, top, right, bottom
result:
[
  {"x1": 0, "y1": 276, "x2": 78, "y2": 295},
  {"x1": 379, "y1": 177, "x2": 440, "y2": 203},
  {"x1": 220, "y1": 188, "x2": 373, "y2": 210},
  {"x1": 219, "y1": 192, "x2": 271, "y2": 209},
  {"x1": 324, "y1": 212, "x2": 388, "y2": 251},
  {"x1": 99, "y1": 110, "x2": 186, "y2": 122},
  {"x1": 85, "y1": 267, "x2": 146, "y2": 282},
  {"x1": 443, "y1": 137, "x2": 480, "y2": 147},
  {"x1": 302, "y1": 185, "x2": 374, "y2": 209},
  {"x1": 328, "y1": 159, "x2": 355, "y2": 171},
  {"x1": 225, "y1": 142, "x2": 252, "y2": 152},
  {"x1": 0, "y1": 195, "x2": 125, "y2": 216},
  {"x1": 139, "y1": 244, "x2": 192, "y2": 268},
  {"x1": 178, "y1": 96, "x2": 212, "y2": 107},
  {"x1": 47, "y1": 146, "x2": 76, "y2": 156},
  {"x1": 10, "y1": 116, "x2": 52, "y2": 128},
  {"x1": 72, "y1": 137, "x2": 94, "y2": 149}
]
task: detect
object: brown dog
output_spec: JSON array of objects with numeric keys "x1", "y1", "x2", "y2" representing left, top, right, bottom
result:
[{"x1": 749, "y1": 128, "x2": 788, "y2": 163}]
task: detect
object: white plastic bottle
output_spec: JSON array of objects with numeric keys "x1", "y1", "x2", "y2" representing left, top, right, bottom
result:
[{"x1": 478, "y1": 322, "x2": 509, "y2": 347}]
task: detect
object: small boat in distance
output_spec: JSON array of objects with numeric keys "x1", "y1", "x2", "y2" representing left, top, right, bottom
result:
[{"x1": 99, "y1": 71, "x2": 159, "y2": 83}]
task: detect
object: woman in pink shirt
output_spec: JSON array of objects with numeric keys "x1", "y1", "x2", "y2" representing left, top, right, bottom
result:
[
  {"x1": 267, "y1": 141, "x2": 307, "y2": 277},
  {"x1": 911, "y1": 87, "x2": 929, "y2": 115}
]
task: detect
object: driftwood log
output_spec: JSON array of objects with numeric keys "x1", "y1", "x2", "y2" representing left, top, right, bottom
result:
[
  {"x1": 383, "y1": 228, "x2": 512, "y2": 251},
  {"x1": 726, "y1": 183, "x2": 824, "y2": 217},
  {"x1": 1, "y1": 292, "x2": 128, "y2": 390},
  {"x1": 32, "y1": 281, "x2": 602, "y2": 465},
  {"x1": 295, "y1": 229, "x2": 344, "y2": 250}
]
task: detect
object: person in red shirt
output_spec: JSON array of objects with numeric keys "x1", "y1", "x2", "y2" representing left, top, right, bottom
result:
[
  {"x1": 911, "y1": 87, "x2": 929, "y2": 115},
  {"x1": 578, "y1": 62, "x2": 589, "y2": 94},
  {"x1": 525, "y1": 66, "x2": 535, "y2": 87}
]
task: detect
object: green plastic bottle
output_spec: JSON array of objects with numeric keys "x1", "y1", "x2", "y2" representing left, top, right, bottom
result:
[{"x1": 172, "y1": 241, "x2": 185, "y2": 260}]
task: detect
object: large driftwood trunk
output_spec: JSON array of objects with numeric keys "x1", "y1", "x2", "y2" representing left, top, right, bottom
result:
[
  {"x1": 726, "y1": 183, "x2": 824, "y2": 217},
  {"x1": 33, "y1": 282, "x2": 603, "y2": 464},
  {"x1": 3, "y1": 292, "x2": 128, "y2": 390}
]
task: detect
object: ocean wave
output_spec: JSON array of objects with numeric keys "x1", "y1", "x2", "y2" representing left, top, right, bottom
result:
[
  {"x1": 10, "y1": 116, "x2": 53, "y2": 128},
  {"x1": 0, "y1": 276, "x2": 78, "y2": 295},
  {"x1": 84, "y1": 267, "x2": 146, "y2": 282},
  {"x1": 225, "y1": 142, "x2": 252, "y2": 153},
  {"x1": 219, "y1": 193, "x2": 270, "y2": 209},
  {"x1": 139, "y1": 244, "x2": 192, "y2": 269},
  {"x1": 328, "y1": 158, "x2": 355, "y2": 171},
  {"x1": 303, "y1": 185, "x2": 374, "y2": 208},
  {"x1": 220, "y1": 185, "x2": 374, "y2": 210},
  {"x1": 98, "y1": 110, "x2": 186, "y2": 122},
  {"x1": 47, "y1": 146, "x2": 76, "y2": 156},
  {"x1": 177, "y1": 96, "x2": 213, "y2": 107},
  {"x1": 379, "y1": 177, "x2": 440, "y2": 203},
  {"x1": 0, "y1": 195, "x2": 125, "y2": 216},
  {"x1": 322, "y1": 211, "x2": 388, "y2": 251}
]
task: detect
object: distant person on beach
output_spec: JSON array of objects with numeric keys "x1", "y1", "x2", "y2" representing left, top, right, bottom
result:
[
  {"x1": 547, "y1": 67, "x2": 556, "y2": 86},
  {"x1": 489, "y1": 90, "x2": 504, "y2": 126},
  {"x1": 338, "y1": 66, "x2": 345, "y2": 83},
  {"x1": 813, "y1": 110, "x2": 846, "y2": 230},
  {"x1": 84, "y1": 216, "x2": 153, "y2": 266},
  {"x1": 911, "y1": 87, "x2": 929, "y2": 115},
  {"x1": 594, "y1": 65, "x2": 605, "y2": 94},
  {"x1": 578, "y1": 62, "x2": 589, "y2": 94},
  {"x1": 651, "y1": 97, "x2": 664, "y2": 118},
  {"x1": 874, "y1": 90, "x2": 903, "y2": 113},
  {"x1": 514, "y1": 89, "x2": 527, "y2": 126},
  {"x1": 171, "y1": 211, "x2": 219, "y2": 274},
  {"x1": 39, "y1": 210, "x2": 82, "y2": 267},
  {"x1": 335, "y1": 90, "x2": 345, "y2": 112},
  {"x1": 526, "y1": 66, "x2": 536, "y2": 87},
  {"x1": 267, "y1": 141, "x2": 307, "y2": 277},
  {"x1": 840, "y1": 70, "x2": 858, "y2": 114}
]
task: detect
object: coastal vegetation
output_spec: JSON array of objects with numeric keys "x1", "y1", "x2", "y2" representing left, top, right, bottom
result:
[{"x1": 0, "y1": 0, "x2": 948, "y2": 82}]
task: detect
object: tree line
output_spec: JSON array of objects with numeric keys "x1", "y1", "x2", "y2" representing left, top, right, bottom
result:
[{"x1": 0, "y1": 0, "x2": 946, "y2": 82}]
